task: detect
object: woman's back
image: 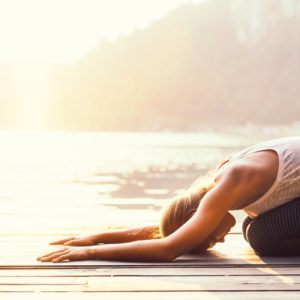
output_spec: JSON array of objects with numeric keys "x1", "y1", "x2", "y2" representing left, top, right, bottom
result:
[{"x1": 218, "y1": 136, "x2": 300, "y2": 217}]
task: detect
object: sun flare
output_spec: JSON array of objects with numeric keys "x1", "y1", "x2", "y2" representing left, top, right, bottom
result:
[{"x1": 0, "y1": 0, "x2": 205, "y2": 64}]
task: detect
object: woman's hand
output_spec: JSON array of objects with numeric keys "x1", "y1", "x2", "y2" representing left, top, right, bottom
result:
[
  {"x1": 37, "y1": 247, "x2": 93, "y2": 263},
  {"x1": 49, "y1": 234, "x2": 100, "y2": 246}
]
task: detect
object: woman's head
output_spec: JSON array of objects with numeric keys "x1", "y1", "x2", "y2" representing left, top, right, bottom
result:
[{"x1": 159, "y1": 175, "x2": 236, "y2": 252}]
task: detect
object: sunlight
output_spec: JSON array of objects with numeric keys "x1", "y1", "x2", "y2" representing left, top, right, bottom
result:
[
  {"x1": 0, "y1": 0, "x2": 208, "y2": 130},
  {"x1": 0, "y1": 0, "x2": 207, "y2": 63},
  {"x1": 257, "y1": 267, "x2": 295, "y2": 285},
  {"x1": 14, "y1": 65, "x2": 50, "y2": 129}
]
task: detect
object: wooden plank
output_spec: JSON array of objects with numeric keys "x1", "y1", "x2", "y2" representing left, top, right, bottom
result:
[
  {"x1": 1, "y1": 267, "x2": 300, "y2": 276},
  {"x1": 3, "y1": 260, "x2": 300, "y2": 268},
  {"x1": 1, "y1": 274, "x2": 300, "y2": 291},
  {"x1": 1, "y1": 291, "x2": 300, "y2": 300},
  {"x1": 2, "y1": 256, "x2": 300, "y2": 268}
]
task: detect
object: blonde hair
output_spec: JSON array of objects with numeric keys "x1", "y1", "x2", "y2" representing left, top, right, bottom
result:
[{"x1": 159, "y1": 171, "x2": 215, "y2": 238}]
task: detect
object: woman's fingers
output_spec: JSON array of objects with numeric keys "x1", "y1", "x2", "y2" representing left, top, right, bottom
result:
[
  {"x1": 49, "y1": 237, "x2": 75, "y2": 245},
  {"x1": 37, "y1": 248, "x2": 69, "y2": 261},
  {"x1": 38, "y1": 250, "x2": 70, "y2": 262},
  {"x1": 39, "y1": 249, "x2": 91, "y2": 263}
]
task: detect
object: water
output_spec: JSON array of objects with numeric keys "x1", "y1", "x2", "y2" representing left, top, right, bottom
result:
[{"x1": 0, "y1": 129, "x2": 296, "y2": 235}]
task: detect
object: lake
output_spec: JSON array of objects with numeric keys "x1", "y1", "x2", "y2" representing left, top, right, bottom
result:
[{"x1": 0, "y1": 128, "x2": 298, "y2": 235}]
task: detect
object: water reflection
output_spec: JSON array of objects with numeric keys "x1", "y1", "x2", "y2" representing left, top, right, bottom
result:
[
  {"x1": 0, "y1": 130, "x2": 281, "y2": 234},
  {"x1": 93, "y1": 165, "x2": 207, "y2": 199}
]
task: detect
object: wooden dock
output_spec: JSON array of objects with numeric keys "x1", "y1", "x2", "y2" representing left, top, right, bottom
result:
[{"x1": 1, "y1": 232, "x2": 300, "y2": 299}]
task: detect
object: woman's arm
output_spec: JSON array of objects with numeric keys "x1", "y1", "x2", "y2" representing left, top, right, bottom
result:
[
  {"x1": 163, "y1": 162, "x2": 271, "y2": 260},
  {"x1": 161, "y1": 166, "x2": 245, "y2": 260},
  {"x1": 96, "y1": 225, "x2": 161, "y2": 243},
  {"x1": 49, "y1": 225, "x2": 161, "y2": 246},
  {"x1": 37, "y1": 166, "x2": 245, "y2": 263},
  {"x1": 38, "y1": 163, "x2": 267, "y2": 263},
  {"x1": 37, "y1": 169, "x2": 238, "y2": 263},
  {"x1": 37, "y1": 238, "x2": 172, "y2": 263}
]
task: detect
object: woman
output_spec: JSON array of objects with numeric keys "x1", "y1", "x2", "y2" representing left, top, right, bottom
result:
[{"x1": 37, "y1": 136, "x2": 300, "y2": 263}]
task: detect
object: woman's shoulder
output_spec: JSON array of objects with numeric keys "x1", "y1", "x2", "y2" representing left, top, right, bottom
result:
[
  {"x1": 214, "y1": 151, "x2": 279, "y2": 208},
  {"x1": 215, "y1": 151, "x2": 271, "y2": 181}
]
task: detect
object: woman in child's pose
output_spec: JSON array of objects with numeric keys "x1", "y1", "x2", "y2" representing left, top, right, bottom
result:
[{"x1": 37, "y1": 136, "x2": 300, "y2": 263}]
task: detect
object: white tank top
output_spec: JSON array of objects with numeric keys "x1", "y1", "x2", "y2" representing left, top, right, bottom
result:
[{"x1": 222, "y1": 136, "x2": 300, "y2": 218}]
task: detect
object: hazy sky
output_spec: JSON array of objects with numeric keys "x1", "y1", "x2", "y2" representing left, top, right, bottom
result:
[{"x1": 0, "y1": 0, "x2": 206, "y2": 64}]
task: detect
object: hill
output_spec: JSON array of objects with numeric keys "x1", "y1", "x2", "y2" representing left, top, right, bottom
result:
[{"x1": 1, "y1": 0, "x2": 300, "y2": 131}]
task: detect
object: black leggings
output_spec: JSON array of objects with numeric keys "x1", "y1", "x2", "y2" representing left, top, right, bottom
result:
[{"x1": 242, "y1": 197, "x2": 300, "y2": 256}]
